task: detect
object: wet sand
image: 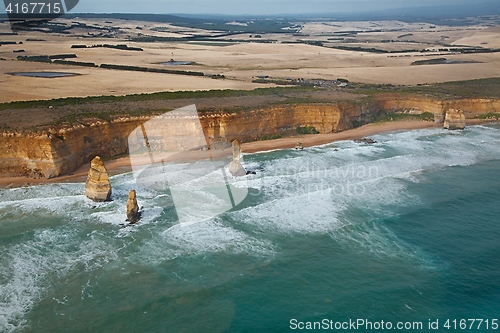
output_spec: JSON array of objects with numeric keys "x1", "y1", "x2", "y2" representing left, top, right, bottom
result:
[{"x1": 0, "y1": 120, "x2": 486, "y2": 188}]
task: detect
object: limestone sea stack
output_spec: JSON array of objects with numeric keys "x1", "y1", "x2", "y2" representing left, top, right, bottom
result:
[
  {"x1": 126, "y1": 190, "x2": 140, "y2": 223},
  {"x1": 444, "y1": 109, "x2": 466, "y2": 130},
  {"x1": 85, "y1": 156, "x2": 112, "y2": 202},
  {"x1": 229, "y1": 140, "x2": 246, "y2": 177}
]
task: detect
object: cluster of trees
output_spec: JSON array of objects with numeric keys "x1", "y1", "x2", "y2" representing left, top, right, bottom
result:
[
  {"x1": 71, "y1": 44, "x2": 143, "y2": 51},
  {"x1": 17, "y1": 55, "x2": 51, "y2": 62},
  {"x1": 48, "y1": 54, "x2": 78, "y2": 59},
  {"x1": 14, "y1": 52, "x2": 227, "y2": 77},
  {"x1": 53, "y1": 60, "x2": 98, "y2": 67},
  {"x1": 130, "y1": 35, "x2": 277, "y2": 44},
  {"x1": 282, "y1": 40, "x2": 324, "y2": 46},
  {"x1": 375, "y1": 110, "x2": 435, "y2": 122},
  {"x1": 411, "y1": 58, "x2": 448, "y2": 66},
  {"x1": 331, "y1": 45, "x2": 419, "y2": 54},
  {"x1": 17, "y1": 54, "x2": 78, "y2": 62},
  {"x1": 296, "y1": 126, "x2": 320, "y2": 135},
  {"x1": 99, "y1": 63, "x2": 204, "y2": 76},
  {"x1": 457, "y1": 47, "x2": 500, "y2": 54},
  {"x1": 208, "y1": 74, "x2": 226, "y2": 79},
  {"x1": 419, "y1": 47, "x2": 500, "y2": 54},
  {"x1": 252, "y1": 78, "x2": 300, "y2": 85},
  {"x1": 261, "y1": 133, "x2": 283, "y2": 140}
]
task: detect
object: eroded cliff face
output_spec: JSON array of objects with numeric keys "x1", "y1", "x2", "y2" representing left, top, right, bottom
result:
[
  {"x1": 378, "y1": 95, "x2": 500, "y2": 121},
  {"x1": 0, "y1": 117, "x2": 145, "y2": 178},
  {"x1": 201, "y1": 103, "x2": 365, "y2": 143},
  {"x1": 0, "y1": 97, "x2": 497, "y2": 179}
]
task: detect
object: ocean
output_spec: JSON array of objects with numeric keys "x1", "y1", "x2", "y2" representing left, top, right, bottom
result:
[{"x1": 1, "y1": 123, "x2": 499, "y2": 332}]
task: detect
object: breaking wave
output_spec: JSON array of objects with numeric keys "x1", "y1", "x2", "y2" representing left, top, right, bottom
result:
[{"x1": 1, "y1": 124, "x2": 499, "y2": 331}]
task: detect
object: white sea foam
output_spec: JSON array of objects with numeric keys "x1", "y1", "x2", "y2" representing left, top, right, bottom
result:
[
  {"x1": 164, "y1": 218, "x2": 274, "y2": 256},
  {"x1": 1, "y1": 125, "x2": 499, "y2": 330},
  {"x1": 230, "y1": 125, "x2": 500, "y2": 238},
  {"x1": 233, "y1": 192, "x2": 343, "y2": 234},
  {"x1": 0, "y1": 226, "x2": 121, "y2": 332},
  {"x1": 0, "y1": 177, "x2": 169, "y2": 330},
  {"x1": 330, "y1": 221, "x2": 436, "y2": 268},
  {"x1": 128, "y1": 218, "x2": 275, "y2": 267},
  {"x1": 0, "y1": 195, "x2": 85, "y2": 215},
  {"x1": 232, "y1": 169, "x2": 416, "y2": 235}
]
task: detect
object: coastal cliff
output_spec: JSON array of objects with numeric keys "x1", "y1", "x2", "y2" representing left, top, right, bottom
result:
[
  {"x1": 378, "y1": 96, "x2": 500, "y2": 121},
  {"x1": 0, "y1": 118, "x2": 145, "y2": 178},
  {"x1": 200, "y1": 103, "x2": 362, "y2": 143},
  {"x1": 0, "y1": 97, "x2": 498, "y2": 179}
]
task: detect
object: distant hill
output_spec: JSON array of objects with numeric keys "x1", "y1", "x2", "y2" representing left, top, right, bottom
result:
[
  {"x1": 2, "y1": 1, "x2": 499, "y2": 27},
  {"x1": 60, "y1": 13, "x2": 295, "y2": 33}
]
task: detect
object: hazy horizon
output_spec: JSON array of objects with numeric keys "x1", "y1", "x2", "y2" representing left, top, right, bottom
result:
[{"x1": 1, "y1": 0, "x2": 499, "y2": 16}]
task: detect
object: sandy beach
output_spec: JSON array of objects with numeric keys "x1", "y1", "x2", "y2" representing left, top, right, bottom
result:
[{"x1": 0, "y1": 120, "x2": 451, "y2": 188}]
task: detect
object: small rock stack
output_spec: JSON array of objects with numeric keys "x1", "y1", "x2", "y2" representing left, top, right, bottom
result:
[
  {"x1": 354, "y1": 137, "x2": 377, "y2": 144},
  {"x1": 444, "y1": 109, "x2": 466, "y2": 130},
  {"x1": 85, "y1": 156, "x2": 112, "y2": 202},
  {"x1": 126, "y1": 190, "x2": 141, "y2": 223},
  {"x1": 229, "y1": 140, "x2": 246, "y2": 177}
]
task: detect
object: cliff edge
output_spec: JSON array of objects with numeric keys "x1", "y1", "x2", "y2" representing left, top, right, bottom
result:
[{"x1": 0, "y1": 96, "x2": 498, "y2": 180}]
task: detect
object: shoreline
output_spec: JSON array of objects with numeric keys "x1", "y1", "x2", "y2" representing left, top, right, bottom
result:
[{"x1": 0, "y1": 119, "x2": 490, "y2": 188}]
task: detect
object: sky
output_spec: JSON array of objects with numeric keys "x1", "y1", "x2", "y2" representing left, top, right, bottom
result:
[
  {"x1": 75, "y1": 0, "x2": 480, "y2": 15},
  {"x1": 1, "y1": 0, "x2": 480, "y2": 15}
]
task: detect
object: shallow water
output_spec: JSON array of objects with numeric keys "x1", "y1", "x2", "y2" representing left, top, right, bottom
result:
[
  {"x1": 161, "y1": 61, "x2": 193, "y2": 66},
  {"x1": 1, "y1": 124, "x2": 499, "y2": 332},
  {"x1": 10, "y1": 72, "x2": 78, "y2": 78}
]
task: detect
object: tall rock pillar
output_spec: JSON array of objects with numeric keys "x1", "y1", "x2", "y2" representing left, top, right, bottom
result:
[
  {"x1": 85, "y1": 156, "x2": 112, "y2": 202},
  {"x1": 126, "y1": 190, "x2": 141, "y2": 223},
  {"x1": 229, "y1": 140, "x2": 246, "y2": 177}
]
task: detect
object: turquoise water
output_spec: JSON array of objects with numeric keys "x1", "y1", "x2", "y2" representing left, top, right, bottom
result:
[{"x1": 1, "y1": 124, "x2": 500, "y2": 332}]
